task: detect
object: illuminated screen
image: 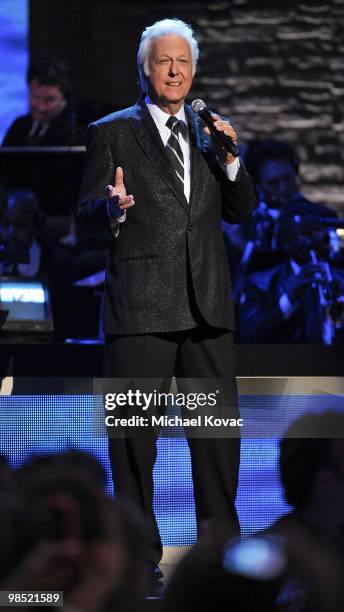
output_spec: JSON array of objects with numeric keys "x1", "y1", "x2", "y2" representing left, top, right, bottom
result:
[
  {"x1": 0, "y1": 281, "x2": 46, "y2": 321},
  {"x1": 1, "y1": 392, "x2": 343, "y2": 544}
]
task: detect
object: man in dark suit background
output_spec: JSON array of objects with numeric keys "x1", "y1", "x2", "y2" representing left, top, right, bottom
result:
[
  {"x1": 2, "y1": 60, "x2": 76, "y2": 146},
  {"x1": 77, "y1": 18, "x2": 255, "y2": 580}
]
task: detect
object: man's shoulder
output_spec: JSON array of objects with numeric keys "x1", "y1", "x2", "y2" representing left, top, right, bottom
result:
[
  {"x1": 2, "y1": 114, "x2": 32, "y2": 145},
  {"x1": 10, "y1": 113, "x2": 32, "y2": 126},
  {"x1": 5, "y1": 113, "x2": 32, "y2": 133},
  {"x1": 90, "y1": 104, "x2": 138, "y2": 130},
  {"x1": 291, "y1": 195, "x2": 337, "y2": 219}
]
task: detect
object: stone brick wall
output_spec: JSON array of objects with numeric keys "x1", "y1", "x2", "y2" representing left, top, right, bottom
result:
[
  {"x1": 30, "y1": 0, "x2": 344, "y2": 210},
  {"x1": 193, "y1": 1, "x2": 344, "y2": 209}
]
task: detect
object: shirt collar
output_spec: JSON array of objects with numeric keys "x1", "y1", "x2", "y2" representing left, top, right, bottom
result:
[{"x1": 145, "y1": 95, "x2": 187, "y2": 130}]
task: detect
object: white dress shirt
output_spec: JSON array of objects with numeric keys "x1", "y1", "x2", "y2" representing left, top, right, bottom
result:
[
  {"x1": 107, "y1": 98, "x2": 240, "y2": 225},
  {"x1": 145, "y1": 96, "x2": 240, "y2": 202},
  {"x1": 146, "y1": 97, "x2": 192, "y2": 201}
]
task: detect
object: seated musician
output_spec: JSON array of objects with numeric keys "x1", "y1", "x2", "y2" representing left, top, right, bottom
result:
[{"x1": 237, "y1": 204, "x2": 344, "y2": 344}]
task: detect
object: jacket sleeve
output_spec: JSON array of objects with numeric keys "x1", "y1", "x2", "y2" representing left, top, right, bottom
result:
[
  {"x1": 220, "y1": 160, "x2": 257, "y2": 224},
  {"x1": 75, "y1": 123, "x2": 117, "y2": 239}
]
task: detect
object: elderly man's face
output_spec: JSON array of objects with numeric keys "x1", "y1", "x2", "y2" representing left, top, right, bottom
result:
[{"x1": 147, "y1": 35, "x2": 193, "y2": 112}]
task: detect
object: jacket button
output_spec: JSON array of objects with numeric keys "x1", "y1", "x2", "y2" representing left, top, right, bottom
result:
[{"x1": 188, "y1": 224, "x2": 193, "y2": 232}]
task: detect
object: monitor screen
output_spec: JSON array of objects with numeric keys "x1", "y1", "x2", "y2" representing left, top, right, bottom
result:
[{"x1": 0, "y1": 278, "x2": 53, "y2": 332}]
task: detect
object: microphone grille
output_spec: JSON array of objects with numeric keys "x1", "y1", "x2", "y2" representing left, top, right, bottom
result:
[{"x1": 191, "y1": 99, "x2": 206, "y2": 113}]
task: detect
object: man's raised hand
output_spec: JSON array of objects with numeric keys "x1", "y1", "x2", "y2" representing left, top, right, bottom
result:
[{"x1": 106, "y1": 167, "x2": 135, "y2": 212}]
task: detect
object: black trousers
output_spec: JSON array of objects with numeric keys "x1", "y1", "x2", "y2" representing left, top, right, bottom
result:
[{"x1": 104, "y1": 325, "x2": 240, "y2": 564}]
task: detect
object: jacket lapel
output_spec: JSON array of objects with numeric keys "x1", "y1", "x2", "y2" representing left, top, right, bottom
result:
[
  {"x1": 185, "y1": 105, "x2": 211, "y2": 214},
  {"x1": 128, "y1": 99, "x2": 189, "y2": 214}
]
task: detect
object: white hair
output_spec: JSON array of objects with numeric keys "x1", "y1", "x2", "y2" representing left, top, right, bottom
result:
[{"x1": 137, "y1": 18, "x2": 199, "y2": 93}]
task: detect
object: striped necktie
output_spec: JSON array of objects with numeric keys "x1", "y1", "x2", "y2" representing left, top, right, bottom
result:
[
  {"x1": 165, "y1": 115, "x2": 184, "y2": 187},
  {"x1": 28, "y1": 121, "x2": 43, "y2": 144}
]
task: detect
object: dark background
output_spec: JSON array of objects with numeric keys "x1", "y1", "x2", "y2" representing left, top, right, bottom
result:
[{"x1": 29, "y1": 0, "x2": 344, "y2": 211}]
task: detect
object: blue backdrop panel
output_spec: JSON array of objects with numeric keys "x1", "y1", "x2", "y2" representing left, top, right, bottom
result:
[
  {"x1": 0, "y1": 393, "x2": 343, "y2": 544},
  {"x1": 0, "y1": 0, "x2": 28, "y2": 143}
]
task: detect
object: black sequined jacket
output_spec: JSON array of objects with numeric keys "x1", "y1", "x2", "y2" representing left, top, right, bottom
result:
[{"x1": 76, "y1": 98, "x2": 256, "y2": 334}]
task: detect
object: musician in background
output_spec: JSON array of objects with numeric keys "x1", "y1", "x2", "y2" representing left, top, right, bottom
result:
[
  {"x1": 0, "y1": 188, "x2": 44, "y2": 278},
  {"x1": 243, "y1": 139, "x2": 336, "y2": 248},
  {"x1": 237, "y1": 204, "x2": 344, "y2": 344},
  {"x1": 224, "y1": 140, "x2": 337, "y2": 300},
  {"x1": 2, "y1": 60, "x2": 77, "y2": 147}
]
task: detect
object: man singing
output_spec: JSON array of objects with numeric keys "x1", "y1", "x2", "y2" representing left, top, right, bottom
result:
[{"x1": 77, "y1": 18, "x2": 255, "y2": 583}]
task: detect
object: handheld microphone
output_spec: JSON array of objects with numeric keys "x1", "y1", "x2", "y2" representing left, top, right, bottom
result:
[{"x1": 191, "y1": 99, "x2": 239, "y2": 158}]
